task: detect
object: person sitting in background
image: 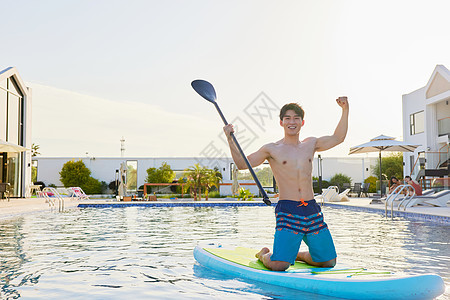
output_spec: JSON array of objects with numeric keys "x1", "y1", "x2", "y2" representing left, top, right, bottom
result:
[
  {"x1": 388, "y1": 176, "x2": 401, "y2": 194},
  {"x1": 404, "y1": 176, "x2": 423, "y2": 196}
]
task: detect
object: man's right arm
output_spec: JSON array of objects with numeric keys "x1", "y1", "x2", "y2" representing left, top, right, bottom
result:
[{"x1": 223, "y1": 124, "x2": 269, "y2": 169}]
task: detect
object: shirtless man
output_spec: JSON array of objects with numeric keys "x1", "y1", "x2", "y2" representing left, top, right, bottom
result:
[{"x1": 223, "y1": 98, "x2": 349, "y2": 271}]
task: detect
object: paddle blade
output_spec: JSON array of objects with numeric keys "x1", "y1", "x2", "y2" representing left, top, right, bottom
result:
[{"x1": 191, "y1": 80, "x2": 217, "y2": 103}]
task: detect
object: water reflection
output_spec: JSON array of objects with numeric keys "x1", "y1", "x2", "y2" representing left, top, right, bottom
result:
[{"x1": 0, "y1": 206, "x2": 448, "y2": 299}]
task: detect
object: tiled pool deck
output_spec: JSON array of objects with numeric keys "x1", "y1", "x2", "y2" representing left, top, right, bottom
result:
[{"x1": 1, "y1": 197, "x2": 449, "y2": 224}]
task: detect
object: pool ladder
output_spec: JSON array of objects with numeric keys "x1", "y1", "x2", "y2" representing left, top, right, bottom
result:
[
  {"x1": 384, "y1": 184, "x2": 415, "y2": 219},
  {"x1": 38, "y1": 187, "x2": 65, "y2": 212}
]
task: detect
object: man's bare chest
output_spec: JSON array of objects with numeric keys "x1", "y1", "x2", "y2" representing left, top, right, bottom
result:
[{"x1": 269, "y1": 143, "x2": 315, "y2": 170}]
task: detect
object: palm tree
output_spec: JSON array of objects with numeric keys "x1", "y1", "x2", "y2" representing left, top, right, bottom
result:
[
  {"x1": 203, "y1": 169, "x2": 222, "y2": 200},
  {"x1": 183, "y1": 164, "x2": 206, "y2": 200},
  {"x1": 182, "y1": 164, "x2": 222, "y2": 200}
]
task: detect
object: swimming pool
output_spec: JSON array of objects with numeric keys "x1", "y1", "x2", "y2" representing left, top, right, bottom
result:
[{"x1": 0, "y1": 206, "x2": 448, "y2": 299}]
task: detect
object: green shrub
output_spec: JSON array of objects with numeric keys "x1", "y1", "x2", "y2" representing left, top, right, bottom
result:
[
  {"x1": 364, "y1": 176, "x2": 377, "y2": 193},
  {"x1": 238, "y1": 188, "x2": 254, "y2": 201},
  {"x1": 329, "y1": 173, "x2": 352, "y2": 189},
  {"x1": 208, "y1": 191, "x2": 221, "y2": 198}
]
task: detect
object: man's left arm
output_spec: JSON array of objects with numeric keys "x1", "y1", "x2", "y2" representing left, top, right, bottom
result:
[{"x1": 315, "y1": 97, "x2": 349, "y2": 152}]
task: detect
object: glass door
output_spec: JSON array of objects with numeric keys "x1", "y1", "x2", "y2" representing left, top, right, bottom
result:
[{"x1": 6, "y1": 152, "x2": 21, "y2": 197}]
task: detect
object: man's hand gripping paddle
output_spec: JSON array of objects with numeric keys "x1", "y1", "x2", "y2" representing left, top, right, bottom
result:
[{"x1": 191, "y1": 79, "x2": 272, "y2": 206}]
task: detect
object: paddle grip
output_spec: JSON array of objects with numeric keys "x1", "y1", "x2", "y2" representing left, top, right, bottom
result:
[{"x1": 214, "y1": 103, "x2": 272, "y2": 206}]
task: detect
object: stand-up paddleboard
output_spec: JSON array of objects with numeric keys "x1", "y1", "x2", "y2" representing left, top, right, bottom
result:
[{"x1": 194, "y1": 244, "x2": 445, "y2": 300}]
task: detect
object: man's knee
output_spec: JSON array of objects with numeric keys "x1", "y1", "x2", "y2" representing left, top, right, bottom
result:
[
  {"x1": 270, "y1": 261, "x2": 290, "y2": 271},
  {"x1": 318, "y1": 258, "x2": 336, "y2": 268}
]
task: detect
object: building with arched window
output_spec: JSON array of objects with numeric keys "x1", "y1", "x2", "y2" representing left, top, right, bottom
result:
[{"x1": 0, "y1": 67, "x2": 32, "y2": 197}]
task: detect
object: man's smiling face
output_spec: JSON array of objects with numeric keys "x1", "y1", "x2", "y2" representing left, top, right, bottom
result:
[{"x1": 280, "y1": 109, "x2": 304, "y2": 136}]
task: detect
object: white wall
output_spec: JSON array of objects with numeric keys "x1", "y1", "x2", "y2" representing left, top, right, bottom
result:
[
  {"x1": 436, "y1": 100, "x2": 450, "y2": 121},
  {"x1": 313, "y1": 156, "x2": 376, "y2": 184},
  {"x1": 402, "y1": 87, "x2": 427, "y2": 176}
]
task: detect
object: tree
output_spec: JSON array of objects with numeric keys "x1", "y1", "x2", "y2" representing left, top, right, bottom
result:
[
  {"x1": 60, "y1": 160, "x2": 91, "y2": 187},
  {"x1": 59, "y1": 160, "x2": 102, "y2": 194},
  {"x1": 371, "y1": 153, "x2": 403, "y2": 181},
  {"x1": 145, "y1": 162, "x2": 175, "y2": 183}
]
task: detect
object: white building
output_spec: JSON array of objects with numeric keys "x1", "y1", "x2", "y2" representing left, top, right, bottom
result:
[
  {"x1": 34, "y1": 156, "x2": 377, "y2": 195},
  {"x1": 402, "y1": 65, "x2": 450, "y2": 183},
  {"x1": 0, "y1": 67, "x2": 33, "y2": 198}
]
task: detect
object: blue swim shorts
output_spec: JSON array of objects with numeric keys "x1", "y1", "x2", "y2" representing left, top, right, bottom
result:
[{"x1": 270, "y1": 199, "x2": 337, "y2": 265}]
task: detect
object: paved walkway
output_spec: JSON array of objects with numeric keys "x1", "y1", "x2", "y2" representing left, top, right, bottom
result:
[
  {"x1": 1, "y1": 196, "x2": 449, "y2": 223},
  {"x1": 0, "y1": 197, "x2": 80, "y2": 221}
]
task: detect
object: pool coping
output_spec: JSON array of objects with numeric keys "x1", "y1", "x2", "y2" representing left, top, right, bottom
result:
[{"x1": 77, "y1": 200, "x2": 450, "y2": 225}]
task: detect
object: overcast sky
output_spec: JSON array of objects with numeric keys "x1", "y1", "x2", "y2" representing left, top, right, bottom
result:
[{"x1": 1, "y1": 0, "x2": 449, "y2": 159}]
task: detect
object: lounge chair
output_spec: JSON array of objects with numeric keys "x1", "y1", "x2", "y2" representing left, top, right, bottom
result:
[
  {"x1": 70, "y1": 187, "x2": 90, "y2": 200},
  {"x1": 316, "y1": 186, "x2": 350, "y2": 204},
  {"x1": 400, "y1": 189, "x2": 450, "y2": 209}
]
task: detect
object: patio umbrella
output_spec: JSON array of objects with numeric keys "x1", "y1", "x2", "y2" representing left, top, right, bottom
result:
[
  {"x1": 0, "y1": 139, "x2": 28, "y2": 153},
  {"x1": 349, "y1": 135, "x2": 420, "y2": 197}
]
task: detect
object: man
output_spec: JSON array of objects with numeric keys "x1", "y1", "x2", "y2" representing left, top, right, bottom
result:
[
  {"x1": 223, "y1": 98, "x2": 349, "y2": 271},
  {"x1": 404, "y1": 176, "x2": 423, "y2": 196}
]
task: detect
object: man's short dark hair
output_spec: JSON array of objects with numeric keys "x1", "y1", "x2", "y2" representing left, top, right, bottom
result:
[
  {"x1": 279, "y1": 103, "x2": 305, "y2": 120},
  {"x1": 405, "y1": 176, "x2": 412, "y2": 180}
]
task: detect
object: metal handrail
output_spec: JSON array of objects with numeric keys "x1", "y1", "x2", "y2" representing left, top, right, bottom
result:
[
  {"x1": 39, "y1": 187, "x2": 65, "y2": 212},
  {"x1": 385, "y1": 184, "x2": 415, "y2": 219}
]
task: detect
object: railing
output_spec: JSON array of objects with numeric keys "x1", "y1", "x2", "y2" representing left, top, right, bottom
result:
[
  {"x1": 385, "y1": 184, "x2": 415, "y2": 219},
  {"x1": 38, "y1": 187, "x2": 65, "y2": 212},
  {"x1": 420, "y1": 177, "x2": 450, "y2": 191},
  {"x1": 410, "y1": 150, "x2": 449, "y2": 179}
]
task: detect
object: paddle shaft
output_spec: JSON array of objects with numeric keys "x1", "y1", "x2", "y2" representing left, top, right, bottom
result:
[{"x1": 212, "y1": 102, "x2": 271, "y2": 206}]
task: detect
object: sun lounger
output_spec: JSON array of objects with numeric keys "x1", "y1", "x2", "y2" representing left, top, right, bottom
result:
[
  {"x1": 69, "y1": 187, "x2": 90, "y2": 200},
  {"x1": 316, "y1": 186, "x2": 350, "y2": 204},
  {"x1": 400, "y1": 189, "x2": 450, "y2": 209}
]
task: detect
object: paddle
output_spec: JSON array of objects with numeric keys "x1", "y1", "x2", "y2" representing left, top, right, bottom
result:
[{"x1": 191, "y1": 79, "x2": 271, "y2": 206}]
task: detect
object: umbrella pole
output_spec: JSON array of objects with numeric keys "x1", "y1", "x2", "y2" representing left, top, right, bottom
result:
[{"x1": 379, "y1": 150, "x2": 383, "y2": 197}]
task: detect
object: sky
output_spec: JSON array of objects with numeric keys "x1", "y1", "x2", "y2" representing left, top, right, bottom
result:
[{"x1": 1, "y1": 0, "x2": 450, "y2": 159}]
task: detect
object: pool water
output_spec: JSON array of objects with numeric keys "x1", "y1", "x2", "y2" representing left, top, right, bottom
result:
[{"x1": 0, "y1": 206, "x2": 449, "y2": 299}]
